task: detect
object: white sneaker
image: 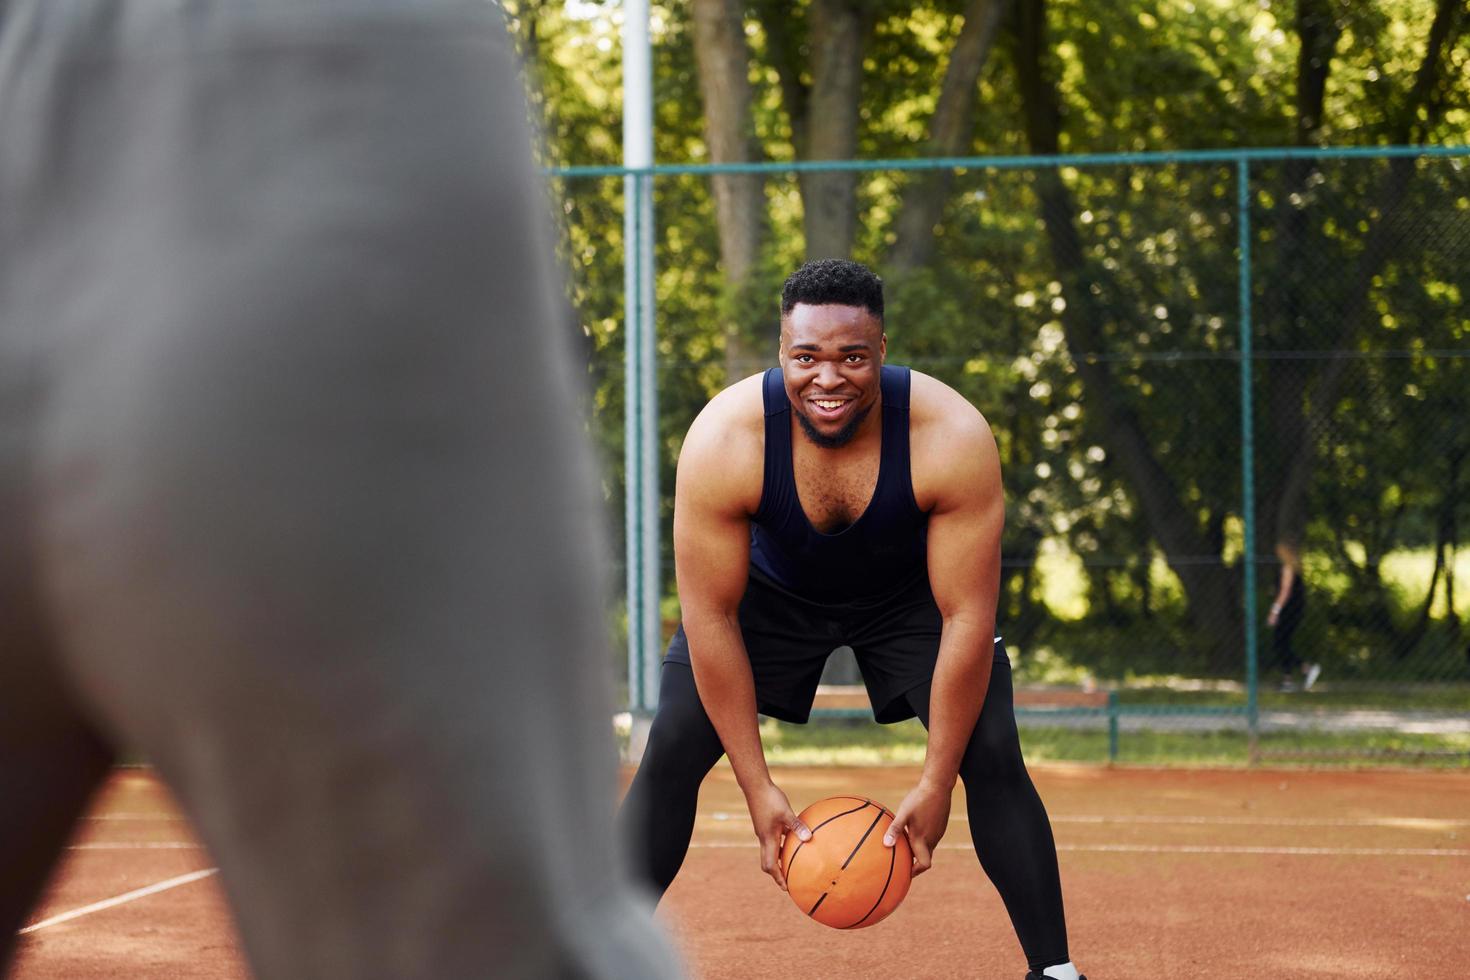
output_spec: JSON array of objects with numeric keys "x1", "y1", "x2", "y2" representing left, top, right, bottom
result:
[{"x1": 1303, "y1": 663, "x2": 1322, "y2": 691}]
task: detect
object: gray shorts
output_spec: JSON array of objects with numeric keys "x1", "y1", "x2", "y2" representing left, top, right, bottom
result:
[{"x1": 0, "y1": 2, "x2": 679, "y2": 977}]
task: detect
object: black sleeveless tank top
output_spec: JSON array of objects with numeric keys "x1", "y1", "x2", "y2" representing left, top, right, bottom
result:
[{"x1": 748, "y1": 365, "x2": 929, "y2": 604}]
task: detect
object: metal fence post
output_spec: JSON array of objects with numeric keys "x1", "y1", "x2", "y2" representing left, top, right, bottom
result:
[
  {"x1": 637, "y1": 170, "x2": 661, "y2": 714},
  {"x1": 1238, "y1": 156, "x2": 1261, "y2": 765},
  {"x1": 1107, "y1": 690, "x2": 1119, "y2": 763},
  {"x1": 622, "y1": 167, "x2": 642, "y2": 717},
  {"x1": 621, "y1": 171, "x2": 659, "y2": 751}
]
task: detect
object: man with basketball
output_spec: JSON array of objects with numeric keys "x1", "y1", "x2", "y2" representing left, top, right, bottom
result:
[{"x1": 622, "y1": 259, "x2": 1085, "y2": 980}]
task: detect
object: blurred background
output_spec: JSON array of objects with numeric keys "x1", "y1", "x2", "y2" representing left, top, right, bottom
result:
[{"x1": 503, "y1": 0, "x2": 1469, "y2": 765}]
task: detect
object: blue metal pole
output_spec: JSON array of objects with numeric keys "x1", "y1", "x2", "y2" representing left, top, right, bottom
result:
[
  {"x1": 623, "y1": 171, "x2": 643, "y2": 714},
  {"x1": 638, "y1": 174, "x2": 660, "y2": 714},
  {"x1": 622, "y1": 0, "x2": 656, "y2": 717},
  {"x1": 1237, "y1": 157, "x2": 1260, "y2": 758},
  {"x1": 1107, "y1": 691, "x2": 1119, "y2": 763}
]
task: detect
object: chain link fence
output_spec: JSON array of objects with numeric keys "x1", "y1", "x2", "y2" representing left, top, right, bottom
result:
[{"x1": 553, "y1": 147, "x2": 1470, "y2": 765}]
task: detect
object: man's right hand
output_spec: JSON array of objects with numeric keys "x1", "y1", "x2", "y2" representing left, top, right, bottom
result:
[{"x1": 744, "y1": 780, "x2": 811, "y2": 891}]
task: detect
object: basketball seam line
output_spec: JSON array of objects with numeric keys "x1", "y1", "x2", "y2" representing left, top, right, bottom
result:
[
  {"x1": 844, "y1": 837, "x2": 897, "y2": 930},
  {"x1": 840, "y1": 811, "x2": 885, "y2": 871},
  {"x1": 785, "y1": 800, "x2": 872, "y2": 880}
]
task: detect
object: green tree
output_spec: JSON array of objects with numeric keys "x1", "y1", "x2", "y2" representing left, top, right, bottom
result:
[{"x1": 505, "y1": 0, "x2": 1470, "y2": 675}]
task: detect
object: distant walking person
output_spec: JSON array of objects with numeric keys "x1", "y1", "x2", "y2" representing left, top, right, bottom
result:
[{"x1": 1268, "y1": 542, "x2": 1320, "y2": 692}]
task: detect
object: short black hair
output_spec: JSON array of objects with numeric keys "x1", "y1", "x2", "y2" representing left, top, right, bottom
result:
[{"x1": 780, "y1": 259, "x2": 884, "y2": 321}]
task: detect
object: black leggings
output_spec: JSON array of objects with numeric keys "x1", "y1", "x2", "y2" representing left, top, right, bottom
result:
[
  {"x1": 620, "y1": 659, "x2": 1070, "y2": 971},
  {"x1": 1273, "y1": 589, "x2": 1306, "y2": 674}
]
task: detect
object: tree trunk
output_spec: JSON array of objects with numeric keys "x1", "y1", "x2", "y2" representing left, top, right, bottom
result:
[
  {"x1": 1326, "y1": 488, "x2": 1404, "y2": 623},
  {"x1": 1273, "y1": 0, "x2": 1466, "y2": 549},
  {"x1": 800, "y1": 0, "x2": 869, "y2": 259},
  {"x1": 887, "y1": 0, "x2": 1010, "y2": 275},
  {"x1": 1445, "y1": 447, "x2": 1463, "y2": 631},
  {"x1": 1257, "y1": 0, "x2": 1342, "y2": 559},
  {"x1": 1398, "y1": 491, "x2": 1454, "y2": 658},
  {"x1": 1003, "y1": 306, "x2": 1047, "y2": 649},
  {"x1": 1002, "y1": 525, "x2": 1044, "y2": 648},
  {"x1": 752, "y1": 0, "x2": 809, "y2": 156},
  {"x1": 506, "y1": 1, "x2": 548, "y2": 120},
  {"x1": 1013, "y1": 0, "x2": 1241, "y2": 658},
  {"x1": 691, "y1": 0, "x2": 769, "y2": 381},
  {"x1": 1139, "y1": 556, "x2": 1154, "y2": 620}
]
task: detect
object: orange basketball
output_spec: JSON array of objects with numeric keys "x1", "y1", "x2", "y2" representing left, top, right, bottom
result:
[{"x1": 779, "y1": 796, "x2": 912, "y2": 929}]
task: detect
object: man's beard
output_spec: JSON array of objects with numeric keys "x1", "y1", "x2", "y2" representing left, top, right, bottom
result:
[{"x1": 796, "y1": 401, "x2": 873, "y2": 449}]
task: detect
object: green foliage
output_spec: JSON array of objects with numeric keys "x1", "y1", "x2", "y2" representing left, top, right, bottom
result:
[
  {"x1": 510, "y1": 0, "x2": 1470, "y2": 687},
  {"x1": 757, "y1": 715, "x2": 1470, "y2": 767}
]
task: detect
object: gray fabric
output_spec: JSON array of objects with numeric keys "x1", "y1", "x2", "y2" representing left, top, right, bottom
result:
[{"x1": 0, "y1": 1, "x2": 681, "y2": 976}]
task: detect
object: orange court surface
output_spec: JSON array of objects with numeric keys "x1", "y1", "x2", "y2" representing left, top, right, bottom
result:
[{"x1": 12, "y1": 764, "x2": 1470, "y2": 978}]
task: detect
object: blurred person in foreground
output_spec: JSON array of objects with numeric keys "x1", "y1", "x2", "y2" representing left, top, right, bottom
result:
[
  {"x1": 0, "y1": 1, "x2": 682, "y2": 977},
  {"x1": 621, "y1": 259, "x2": 1086, "y2": 980}
]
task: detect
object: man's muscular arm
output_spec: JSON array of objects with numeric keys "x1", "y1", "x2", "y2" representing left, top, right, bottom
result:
[
  {"x1": 885, "y1": 380, "x2": 1005, "y2": 875},
  {"x1": 673, "y1": 386, "x2": 810, "y2": 890}
]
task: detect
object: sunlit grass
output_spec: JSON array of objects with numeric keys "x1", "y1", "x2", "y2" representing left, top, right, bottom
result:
[
  {"x1": 1035, "y1": 542, "x2": 1470, "y2": 624},
  {"x1": 1118, "y1": 683, "x2": 1470, "y2": 710},
  {"x1": 755, "y1": 716, "x2": 1470, "y2": 768},
  {"x1": 1379, "y1": 549, "x2": 1470, "y2": 618}
]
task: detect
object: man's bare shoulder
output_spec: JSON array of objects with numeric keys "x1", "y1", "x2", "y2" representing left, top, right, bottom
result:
[
  {"x1": 685, "y1": 372, "x2": 766, "y2": 448},
  {"x1": 907, "y1": 370, "x2": 999, "y2": 509},
  {"x1": 677, "y1": 373, "x2": 766, "y2": 511},
  {"x1": 908, "y1": 369, "x2": 993, "y2": 447}
]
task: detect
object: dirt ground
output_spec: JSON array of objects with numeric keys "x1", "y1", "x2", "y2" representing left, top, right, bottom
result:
[{"x1": 12, "y1": 765, "x2": 1470, "y2": 978}]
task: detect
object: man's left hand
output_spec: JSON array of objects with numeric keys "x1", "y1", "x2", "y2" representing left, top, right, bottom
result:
[{"x1": 884, "y1": 777, "x2": 954, "y2": 876}]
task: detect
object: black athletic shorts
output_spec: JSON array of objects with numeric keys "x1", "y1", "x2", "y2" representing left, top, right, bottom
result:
[{"x1": 664, "y1": 567, "x2": 1009, "y2": 724}]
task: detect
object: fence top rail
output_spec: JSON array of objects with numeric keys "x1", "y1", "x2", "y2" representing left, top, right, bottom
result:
[{"x1": 547, "y1": 144, "x2": 1469, "y2": 179}]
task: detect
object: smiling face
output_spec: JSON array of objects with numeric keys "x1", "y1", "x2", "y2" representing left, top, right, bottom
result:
[{"x1": 778, "y1": 303, "x2": 887, "y2": 449}]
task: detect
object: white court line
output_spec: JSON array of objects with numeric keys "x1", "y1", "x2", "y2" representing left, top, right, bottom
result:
[
  {"x1": 68, "y1": 842, "x2": 205, "y2": 851},
  {"x1": 65, "y1": 839, "x2": 1470, "y2": 858},
  {"x1": 1056, "y1": 843, "x2": 1470, "y2": 856},
  {"x1": 1052, "y1": 814, "x2": 1470, "y2": 829},
  {"x1": 703, "y1": 811, "x2": 1470, "y2": 829},
  {"x1": 18, "y1": 868, "x2": 218, "y2": 935},
  {"x1": 687, "y1": 841, "x2": 1470, "y2": 857},
  {"x1": 72, "y1": 837, "x2": 1468, "y2": 859}
]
